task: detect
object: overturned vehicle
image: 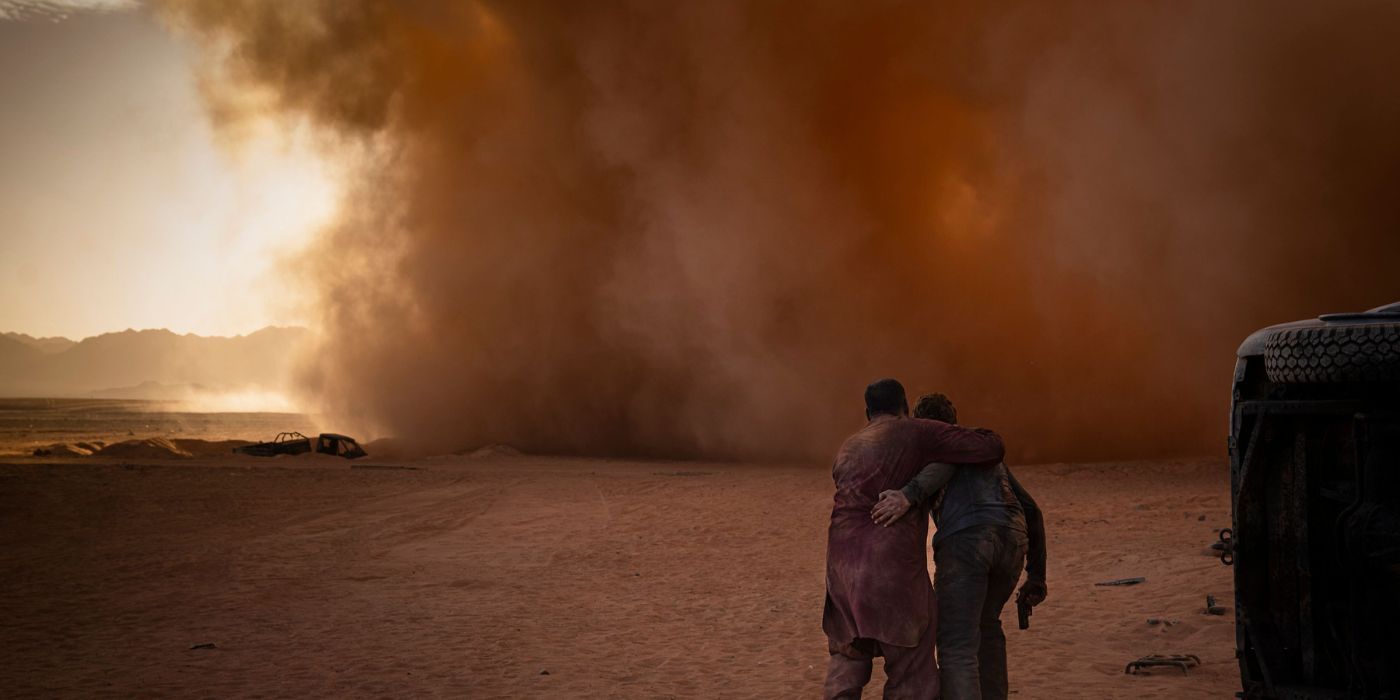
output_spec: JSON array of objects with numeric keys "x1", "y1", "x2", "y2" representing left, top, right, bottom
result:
[
  {"x1": 1229, "y1": 302, "x2": 1400, "y2": 698},
  {"x1": 233, "y1": 432, "x2": 367, "y2": 460}
]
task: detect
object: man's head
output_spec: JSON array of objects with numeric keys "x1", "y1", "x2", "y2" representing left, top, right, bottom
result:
[
  {"x1": 913, "y1": 393, "x2": 958, "y2": 424},
  {"x1": 864, "y1": 378, "x2": 909, "y2": 420}
]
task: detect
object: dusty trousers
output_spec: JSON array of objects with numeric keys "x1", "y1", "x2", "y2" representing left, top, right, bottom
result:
[
  {"x1": 824, "y1": 595, "x2": 939, "y2": 700},
  {"x1": 934, "y1": 524, "x2": 1028, "y2": 700}
]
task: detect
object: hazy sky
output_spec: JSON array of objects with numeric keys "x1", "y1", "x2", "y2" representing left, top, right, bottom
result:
[{"x1": 0, "y1": 2, "x2": 338, "y2": 339}]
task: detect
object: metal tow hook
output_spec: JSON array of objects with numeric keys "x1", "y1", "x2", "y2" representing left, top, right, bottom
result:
[{"x1": 1214, "y1": 528, "x2": 1234, "y2": 566}]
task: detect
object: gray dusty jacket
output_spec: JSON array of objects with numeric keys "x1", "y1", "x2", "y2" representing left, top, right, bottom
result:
[{"x1": 902, "y1": 462, "x2": 1047, "y2": 582}]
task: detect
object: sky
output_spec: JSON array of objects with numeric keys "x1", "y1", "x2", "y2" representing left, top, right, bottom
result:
[{"x1": 0, "y1": 1, "x2": 338, "y2": 340}]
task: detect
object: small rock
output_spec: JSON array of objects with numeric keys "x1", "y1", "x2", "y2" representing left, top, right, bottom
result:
[
  {"x1": 540, "y1": 670, "x2": 550, "y2": 676},
  {"x1": 189, "y1": 642, "x2": 217, "y2": 650},
  {"x1": 1204, "y1": 594, "x2": 1228, "y2": 615},
  {"x1": 1198, "y1": 514, "x2": 1207, "y2": 521}
]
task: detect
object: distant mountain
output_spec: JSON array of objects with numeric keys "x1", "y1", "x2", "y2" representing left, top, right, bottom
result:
[
  {"x1": 0, "y1": 327, "x2": 310, "y2": 400},
  {"x1": 1, "y1": 332, "x2": 77, "y2": 354}
]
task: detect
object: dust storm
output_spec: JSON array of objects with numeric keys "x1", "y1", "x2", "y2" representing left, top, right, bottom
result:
[{"x1": 159, "y1": 0, "x2": 1400, "y2": 461}]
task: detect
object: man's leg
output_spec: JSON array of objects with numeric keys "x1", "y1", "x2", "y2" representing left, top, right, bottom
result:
[
  {"x1": 977, "y1": 529, "x2": 1028, "y2": 700},
  {"x1": 935, "y1": 527, "x2": 997, "y2": 700},
  {"x1": 824, "y1": 638, "x2": 875, "y2": 700},
  {"x1": 880, "y1": 593, "x2": 939, "y2": 700}
]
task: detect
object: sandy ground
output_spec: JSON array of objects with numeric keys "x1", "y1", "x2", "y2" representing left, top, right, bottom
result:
[{"x1": 0, "y1": 451, "x2": 1236, "y2": 698}]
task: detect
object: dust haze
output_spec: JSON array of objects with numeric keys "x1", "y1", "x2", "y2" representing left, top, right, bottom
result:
[{"x1": 159, "y1": 1, "x2": 1400, "y2": 461}]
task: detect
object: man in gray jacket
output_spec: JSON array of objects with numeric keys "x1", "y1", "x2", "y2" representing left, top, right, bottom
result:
[{"x1": 871, "y1": 393, "x2": 1047, "y2": 700}]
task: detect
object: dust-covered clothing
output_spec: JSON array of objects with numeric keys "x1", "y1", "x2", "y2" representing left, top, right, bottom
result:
[
  {"x1": 823, "y1": 415, "x2": 1004, "y2": 649},
  {"x1": 935, "y1": 524, "x2": 1028, "y2": 700},
  {"x1": 824, "y1": 593, "x2": 939, "y2": 700},
  {"x1": 823, "y1": 414, "x2": 1004, "y2": 700},
  {"x1": 905, "y1": 460, "x2": 1025, "y2": 544},
  {"x1": 899, "y1": 460, "x2": 1046, "y2": 700},
  {"x1": 902, "y1": 463, "x2": 1046, "y2": 582},
  {"x1": 933, "y1": 461, "x2": 1026, "y2": 544}
]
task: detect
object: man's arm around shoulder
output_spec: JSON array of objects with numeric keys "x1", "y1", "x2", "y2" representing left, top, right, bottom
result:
[
  {"x1": 918, "y1": 419, "x2": 1005, "y2": 466},
  {"x1": 870, "y1": 422, "x2": 1006, "y2": 527},
  {"x1": 872, "y1": 461, "x2": 955, "y2": 527}
]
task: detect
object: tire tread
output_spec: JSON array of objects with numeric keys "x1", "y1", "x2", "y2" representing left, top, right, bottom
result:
[{"x1": 1264, "y1": 323, "x2": 1400, "y2": 383}]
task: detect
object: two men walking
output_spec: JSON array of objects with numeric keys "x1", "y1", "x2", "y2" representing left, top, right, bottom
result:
[{"x1": 823, "y1": 379, "x2": 1048, "y2": 700}]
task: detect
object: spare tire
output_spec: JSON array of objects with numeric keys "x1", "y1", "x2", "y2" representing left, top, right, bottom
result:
[{"x1": 1264, "y1": 322, "x2": 1400, "y2": 383}]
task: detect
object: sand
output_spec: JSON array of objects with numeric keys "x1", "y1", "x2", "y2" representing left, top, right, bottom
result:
[
  {"x1": 93, "y1": 437, "x2": 194, "y2": 459},
  {"x1": 0, "y1": 450, "x2": 1235, "y2": 698}
]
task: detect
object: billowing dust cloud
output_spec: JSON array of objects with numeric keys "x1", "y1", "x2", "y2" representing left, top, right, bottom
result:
[{"x1": 160, "y1": 1, "x2": 1400, "y2": 461}]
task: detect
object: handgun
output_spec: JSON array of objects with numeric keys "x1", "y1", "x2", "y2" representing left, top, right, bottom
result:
[{"x1": 1016, "y1": 596, "x2": 1032, "y2": 630}]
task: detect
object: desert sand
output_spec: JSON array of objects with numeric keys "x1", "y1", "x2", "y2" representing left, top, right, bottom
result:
[{"x1": 0, "y1": 449, "x2": 1235, "y2": 698}]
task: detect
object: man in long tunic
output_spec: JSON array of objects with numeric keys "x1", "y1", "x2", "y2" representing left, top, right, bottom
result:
[{"x1": 823, "y1": 379, "x2": 1007, "y2": 700}]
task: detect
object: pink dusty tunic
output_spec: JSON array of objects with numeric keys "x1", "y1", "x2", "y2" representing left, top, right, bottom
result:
[{"x1": 822, "y1": 415, "x2": 1005, "y2": 648}]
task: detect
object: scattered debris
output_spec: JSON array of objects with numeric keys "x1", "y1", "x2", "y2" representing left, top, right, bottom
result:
[
  {"x1": 1146, "y1": 618, "x2": 1181, "y2": 627},
  {"x1": 1125, "y1": 654, "x2": 1200, "y2": 675},
  {"x1": 350, "y1": 464, "x2": 420, "y2": 471},
  {"x1": 1203, "y1": 594, "x2": 1227, "y2": 615},
  {"x1": 189, "y1": 642, "x2": 218, "y2": 650},
  {"x1": 1096, "y1": 577, "x2": 1146, "y2": 587},
  {"x1": 233, "y1": 432, "x2": 366, "y2": 459}
]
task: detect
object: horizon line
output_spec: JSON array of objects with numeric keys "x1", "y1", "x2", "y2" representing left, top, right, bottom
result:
[{"x1": 2, "y1": 324, "x2": 310, "y2": 343}]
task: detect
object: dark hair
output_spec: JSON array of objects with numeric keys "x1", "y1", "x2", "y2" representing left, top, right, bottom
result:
[
  {"x1": 864, "y1": 378, "x2": 908, "y2": 417},
  {"x1": 913, "y1": 393, "x2": 958, "y2": 424}
]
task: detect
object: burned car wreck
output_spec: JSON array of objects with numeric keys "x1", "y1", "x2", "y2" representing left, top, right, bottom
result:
[
  {"x1": 233, "y1": 432, "x2": 367, "y2": 460},
  {"x1": 1229, "y1": 302, "x2": 1400, "y2": 698}
]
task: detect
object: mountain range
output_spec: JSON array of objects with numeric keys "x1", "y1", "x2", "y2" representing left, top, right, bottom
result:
[{"x1": 0, "y1": 327, "x2": 310, "y2": 400}]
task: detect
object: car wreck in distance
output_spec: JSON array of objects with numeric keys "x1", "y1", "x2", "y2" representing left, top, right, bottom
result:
[
  {"x1": 1228, "y1": 301, "x2": 1400, "y2": 698},
  {"x1": 233, "y1": 432, "x2": 367, "y2": 460}
]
